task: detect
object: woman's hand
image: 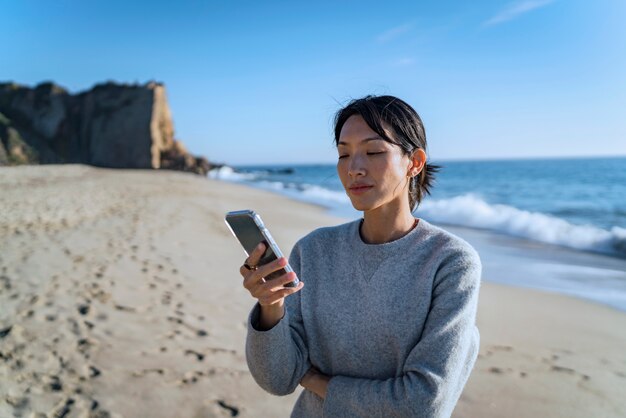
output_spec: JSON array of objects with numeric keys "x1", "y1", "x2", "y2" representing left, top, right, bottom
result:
[
  {"x1": 300, "y1": 366, "x2": 331, "y2": 399},
  {"x1": 240, "y1": 242, "x2": 304, "y2": 330}
]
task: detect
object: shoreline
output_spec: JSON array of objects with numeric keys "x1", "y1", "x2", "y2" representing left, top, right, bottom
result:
[{"x1": 1, "y1": 164, "x2": 625, "y2": 417}]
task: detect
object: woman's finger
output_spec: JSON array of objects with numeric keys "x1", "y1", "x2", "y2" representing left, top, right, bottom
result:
[
  {"x1": 242, "y1": 269, "x2": 264, "y2": 290},
  {"x1": 264, "y1": 271, "x2": 298, "y2": 291},
  {"x1": 253, "y1": 256, "x2": 288, "y2": 282},
  {"x1": 244, "y1": 242, "x2": 267, "y2": 269},
  {"x1": 242, "y1": 255, "x2": 285, "y2": 290},
  {"x1": 244, "y1": 259, "x2": 284, "y2": 292},
  {"x1": 258, "y1": 282, "x2": 304, "y2": 306}
]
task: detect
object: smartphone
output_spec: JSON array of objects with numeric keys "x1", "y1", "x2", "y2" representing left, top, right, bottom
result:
[{"x1": 224, "y1": 210, "x2": 299, "y2": 287}]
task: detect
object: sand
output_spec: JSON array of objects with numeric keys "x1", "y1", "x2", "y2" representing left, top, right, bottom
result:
[{"x1": 1, "y1": 164, "x2": 625, "y2": 418}]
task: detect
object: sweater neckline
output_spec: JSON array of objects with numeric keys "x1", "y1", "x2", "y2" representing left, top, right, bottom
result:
[{"x1": 351, "y1": 217, "x2": 426, "y2": 256}]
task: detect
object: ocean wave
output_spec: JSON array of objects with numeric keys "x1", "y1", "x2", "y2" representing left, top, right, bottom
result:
[
  {"x1": 418, "y1": 194, "x2": 626, "y2": 258},
  {"x1": 211, "y1": 173, "x2": 626, "y2": 258},
  {"x1": 207, "y1": 165, "x2": 260, "y2": 181}
]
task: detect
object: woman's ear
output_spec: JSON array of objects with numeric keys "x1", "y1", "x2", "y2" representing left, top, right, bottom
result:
[{"x1": 407, "y1": 149, "x2": 427, "y2": 177}]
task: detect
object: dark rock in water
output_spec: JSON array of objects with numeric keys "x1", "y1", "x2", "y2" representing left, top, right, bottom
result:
[
  {"x1": 269, "y1": 168, "x2": 294, "y2": 174},
  {"x1": 237, "y1": 167, "x2": 294, "y2": 175},
  {"x1": 0, "y1": 81, "x2": 213, "y2": 175}
]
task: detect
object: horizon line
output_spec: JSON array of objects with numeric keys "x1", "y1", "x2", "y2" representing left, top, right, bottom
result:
[{"x1": 221, "y1": 153, "x2": 626, "y2": 167}]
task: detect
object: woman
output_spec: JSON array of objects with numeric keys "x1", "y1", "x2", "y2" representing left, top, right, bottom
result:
[{"x1": 240, "y1": 95, "x2": 481, "y2": 418}]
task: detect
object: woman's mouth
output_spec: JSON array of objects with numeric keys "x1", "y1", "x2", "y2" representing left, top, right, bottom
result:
[{"x1": 349, "y1": 184, "x2": 373, "y2": 195}]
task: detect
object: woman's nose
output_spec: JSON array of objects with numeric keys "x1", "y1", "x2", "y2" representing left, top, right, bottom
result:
[{"x1": 347, "y1": 155, "x2": 366, "y2": 177}]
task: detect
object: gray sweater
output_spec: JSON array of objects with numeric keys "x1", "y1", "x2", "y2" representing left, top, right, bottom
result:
[{"x1": 246, "y1": 218, "x2": 481, "y2": 418}]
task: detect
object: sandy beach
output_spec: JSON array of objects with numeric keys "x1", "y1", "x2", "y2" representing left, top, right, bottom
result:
[{"x1": 1, "y1": 164, "x2": 625, "y2": 418}]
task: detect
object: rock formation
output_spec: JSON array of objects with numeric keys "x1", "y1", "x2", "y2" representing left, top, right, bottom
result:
[{"x1": 0, "y1": 81, "x2": 212, "y2": 175}]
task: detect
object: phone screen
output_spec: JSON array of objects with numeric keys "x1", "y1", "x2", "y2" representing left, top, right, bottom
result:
[
  {"x1": 226, "y1": 214, "x2": 275, "y2": 260},
  {"x1": 225, "y1": 211, "x2": 297, "y2": 285}
]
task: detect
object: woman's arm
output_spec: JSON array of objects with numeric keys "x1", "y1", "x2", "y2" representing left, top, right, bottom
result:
[
  {"x1": 245, "y1": 241, "x2": 311, "y2": 396},
  {"x1": 321, "y1": 248, "x2": 482, "y2": 418}
]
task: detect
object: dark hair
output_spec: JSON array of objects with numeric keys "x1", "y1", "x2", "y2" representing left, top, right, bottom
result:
[{"x1": 333, "y1": 95, "x2": 440, "y2": 211}]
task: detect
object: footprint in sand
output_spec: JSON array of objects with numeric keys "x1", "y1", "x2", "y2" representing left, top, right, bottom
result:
[
  {"x1": 50, "y1": 397, "x2": 74, "y2": 418},
  {"x1": 76, "y1": 337, "x2": 98, "y2": 359},
  {"x1": 42, "y1": 374, "x2": 64, "y2": 392},
  {"x1": 0, "y1": 325, "x2": 12, "y2": 339},
  {"x1": 217, "y1": 400, "x2": 240, "y2": 417},
  {"x1": 550, "y1": 365, "x2": 591, "y2": 381},
  {"x1": 87, "y1": 365, "x2": 102, "y2": 378},
  {"x1": 0, "y1": 274, "x2": 12, "y2": 292},
  {"x1": 478, "y1": 344, "x2": 513, "y2": 360},
  {"x1": 5, "y1": 394, "x2": 29, "y2": 411},
  {"x1": 184, "y1": 349, "x2": 205, "y2": 361},
  {"x1": 77, "y1": 303, "x2": 90, "y2": 316},
  {"x1": 487, "y1": 366, "x2": 514, "y2": 374},
  {"x1": 132, "y1": 368, "x2": 165, "y2": 378},
  {"x1": 166, "y1": 316, "x2": 208, "y2": 337},
  {"x1": 21, "y1": 309, "x2": 35, "y2": 319},
  {"x1": 161, "y1": 291, "x2": 172, "y2": 305},
  {"x1": 67, "y1": 318, "x2": 83, "y2": 336},
  {"x1": 114, "y1": 304, "x2": 136, "y2": 313},
  {"x1": 179, "y1": 370, "x2": 205, "y2": 384},
  {"x1": 481, "y1": 344, "x2": 529, "y2": 378},
  {"x1": 206, "y1": 347, "x2": 238, "y2": 355}
]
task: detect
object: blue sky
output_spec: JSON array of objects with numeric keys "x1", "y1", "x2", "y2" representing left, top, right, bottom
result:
[{"x1": 2, "y1": 0, "x2": 625, "y2": 165}]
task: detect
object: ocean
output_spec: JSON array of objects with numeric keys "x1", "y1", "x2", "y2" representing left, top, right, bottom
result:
[{"x1": 210, "y1": 156, "x2": 626, "y2": 311}]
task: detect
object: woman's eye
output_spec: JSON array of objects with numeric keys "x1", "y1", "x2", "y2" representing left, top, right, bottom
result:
[
  {"x1": 338, "y1": 155, "x2": 348, "y2": 159},
  {"x1": 367, "y1": 151, "x2": 386, "y2": 156}
]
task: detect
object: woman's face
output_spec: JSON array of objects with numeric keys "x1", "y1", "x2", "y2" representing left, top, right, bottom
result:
[{"x1": 336, "y1": 114, "x2": 414, "y2": 213}]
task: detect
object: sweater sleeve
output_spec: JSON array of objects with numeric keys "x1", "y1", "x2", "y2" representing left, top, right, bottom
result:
[
  {"x1": 323, "y1": 247, "x2": 482, "y2": 418},
  {"x1": 245, "y1": 241, "x2": 311, "y2": 396}
]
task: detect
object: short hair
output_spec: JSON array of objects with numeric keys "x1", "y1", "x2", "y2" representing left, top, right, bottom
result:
[{"x1": 334, "y1": 95, "x2": 440, "y2": 211}]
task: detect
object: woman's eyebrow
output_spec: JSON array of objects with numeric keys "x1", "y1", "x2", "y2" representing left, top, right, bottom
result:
[{"x1": 337, "y1": 136, "x2": 384, "y2": 146}]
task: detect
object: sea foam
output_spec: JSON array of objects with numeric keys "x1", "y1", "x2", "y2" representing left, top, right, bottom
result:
[
  {"x1": 418, "y1": 194, "x2": 626, "y2": 258},
  {"x1": 209, "y1": 166, "x2": 626, "y2": 258}
]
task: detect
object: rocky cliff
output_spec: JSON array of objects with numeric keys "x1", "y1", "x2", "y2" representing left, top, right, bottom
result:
[{"x1": 0, "y1": 81, "x2": 211, "y2": 175}]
